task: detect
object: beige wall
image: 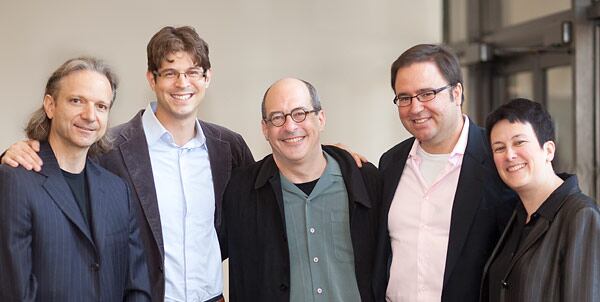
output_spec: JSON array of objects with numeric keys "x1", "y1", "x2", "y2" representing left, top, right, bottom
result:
[
  {"x1": 0, "y1": 0, "x2": 441, "y2": 162},
  {"x1": 0, "y1": 0, "x2": 441, "y2": 298}
]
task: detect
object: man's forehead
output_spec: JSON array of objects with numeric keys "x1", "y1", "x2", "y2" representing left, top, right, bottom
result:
[
  {"x1": 160, "y1": 51, "x2": 197, "y2": 67},
  {"x1": 265, "y1": 86, "x2": 311, "y2": 113}
]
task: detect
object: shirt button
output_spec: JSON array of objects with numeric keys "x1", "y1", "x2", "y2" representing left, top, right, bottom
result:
[
  {"x1": 501, "y1": 280, "x2": 509, "y2": 288},
  {"x1": 316, "y1": 288, "x2": 323, "y2": 294},
  {"x1": 309, "y1": 227, "x2": 315, "y2": 234},
  {"x1": 91, "y1": 263, "x2": 100, "y2": 271},
  {"x1": 313, "y1": 257, "x2": 319, "y2": 263}
]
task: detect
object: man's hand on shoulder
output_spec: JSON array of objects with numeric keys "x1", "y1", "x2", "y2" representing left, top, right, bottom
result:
[
  {"x1": 332, "y1": 143, "x2": 368, "y2": 168},
  {"x1": 1, "y1": 140, "x2": 42, "y2": 172}
]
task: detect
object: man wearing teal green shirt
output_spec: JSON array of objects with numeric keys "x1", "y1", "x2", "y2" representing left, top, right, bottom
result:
[{"x1": 220, "y1": 78, "x2": 380, "y2": 302}]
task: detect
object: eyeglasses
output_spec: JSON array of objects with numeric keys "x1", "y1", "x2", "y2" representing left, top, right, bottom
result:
[
  {"x1": 393, "y1": 84, "x2": 454, "y2": 107},
  {"x1": 264, "y1": 107, "x2": 320, "y2": 127},
  {"x1": 153, "y1": 67, "x2": 207, "y2": 81}
]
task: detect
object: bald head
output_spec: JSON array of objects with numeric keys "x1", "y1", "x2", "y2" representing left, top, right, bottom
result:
[{"x1": 261, "y1": 78, "x2": 321, "y2": 119}]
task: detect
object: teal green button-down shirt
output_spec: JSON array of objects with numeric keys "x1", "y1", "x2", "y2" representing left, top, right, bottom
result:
[{"x1": 280, "y1": 152, "x2": 361, "y2": 302}]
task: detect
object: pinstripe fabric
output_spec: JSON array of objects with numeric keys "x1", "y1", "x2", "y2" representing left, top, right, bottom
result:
[
  {"x1": 0, "y1": 142, "x2": 150, "y2": 302},
  {"x1": 481, "y1": 175, "x2": 600, "y2": 302}
]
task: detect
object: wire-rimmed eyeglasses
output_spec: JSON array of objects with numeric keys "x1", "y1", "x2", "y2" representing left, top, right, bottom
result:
[{"x1": 152, "y1": 67, "x2": 207, "y2": 81}]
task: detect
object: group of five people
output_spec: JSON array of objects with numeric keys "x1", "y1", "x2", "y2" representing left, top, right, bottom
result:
[{"x1": 0, "y1": 25, "x2": 598, "y2": 302}]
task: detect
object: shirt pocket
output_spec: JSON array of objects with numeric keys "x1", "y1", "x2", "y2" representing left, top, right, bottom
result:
[{"x1": 331, "y1": 211, "x2": 354, "y2": 263}]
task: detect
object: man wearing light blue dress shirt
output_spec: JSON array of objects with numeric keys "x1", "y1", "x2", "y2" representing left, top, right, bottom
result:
[{"x1": 1, "y1": 26, "x2": 254, "y2": 302}]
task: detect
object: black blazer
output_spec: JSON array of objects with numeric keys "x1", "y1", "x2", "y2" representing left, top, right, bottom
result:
[
  {"x1": 221, "y1": 146, "x2": 381, "y2": 301},
  {"x1": 480, "y1": 175, "x2": 600, "y2": 302},
  {"x1": 373, "y1": 121, "x2": 516, "y2": 302},
  {"x1": 0, "y1": 142, "x2": 150, "y2": 301},
  {"x1": 98, "y1": 110, "x2": 254, "y2": 301}
]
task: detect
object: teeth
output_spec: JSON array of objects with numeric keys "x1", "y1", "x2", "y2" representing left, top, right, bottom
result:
[
  {"x1": 507, "y1": 163, "x2": 526, "y2": 172},
  {"x1": 283, "y1": 137, "x2": 303, "y2": 143},
  {"x1": 413, "y1": 118, "x2": 429, "y2": 124},
  {"x1": 172, "y1": 94, "x2": 192, "y2": 100}
]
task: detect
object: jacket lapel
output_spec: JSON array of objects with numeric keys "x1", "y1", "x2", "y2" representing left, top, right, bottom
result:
[
  {"x1": 380, "y1": 139, "x2": 413, "y2": 215},
  {"x1": 202, "y1": 121, "x2": 232, "y2": 232},
  {"x1": 118, "y1": 113, "x2": 164, "y2": 256},
  {"x1": 86, "y1": 161, "x2": 107, "y2": 252},
  {"x1": 443, "y1": 122, "x2": 486, "y2": 286},
  {"x1": 39, "y1": 143, "x2": 95, "y2": 247}
]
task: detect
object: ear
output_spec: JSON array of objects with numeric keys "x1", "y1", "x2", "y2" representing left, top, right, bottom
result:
[
  {"x1": 261, "y1": 120, "x2": 269, "y2": 141},
  {"x1": 146, "y1": 71, "x2": 157, "y2": 91},
  {"x1": 543, "y1": 140, "x2": 556, "y2": 162},
  {"x1": 453, "y1": 82, "x2": 463, "y2": 106},
  {"x1": 317, "y1": 109, "x2": 326, "y2": 131},
  {"x1": 203, "y1": 69, "x2": 212, "y2": 89},
  {"x1": 43, "y1": 94, "x2": 56, "y2": 119}
]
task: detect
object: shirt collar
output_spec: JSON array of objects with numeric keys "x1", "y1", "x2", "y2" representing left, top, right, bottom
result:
[
  {"x1": 408, "y1": 115, "x2": 470, "y2": 165},
  {"x1": 141, "y1": 102, "x2": 206, "y2": 148}
]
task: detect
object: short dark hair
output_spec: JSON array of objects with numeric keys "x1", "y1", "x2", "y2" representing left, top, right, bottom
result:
[
  {"x1": 147, "y1": 26, "x2": 211, "y2": 73},
  {"x1": 485, "y1": 98, "x2": 555, "y2": 147},
  {"x1": 390, "y1": 44, "x2": 462, "y2": 92},
  {"x1": 261, "y1": 79, "x2": 322, "y2": 119},
  {"x1": 26, "y1": 57, "x2": 118, "y2": 157}
]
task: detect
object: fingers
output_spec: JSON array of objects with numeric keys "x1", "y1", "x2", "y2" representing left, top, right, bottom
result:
[
  {"x1": 332, "y1": 143, "x2": 367, "y2": 168},
  {"x1": 1, "y1": 140, "x2": 43, "y2": 172}
]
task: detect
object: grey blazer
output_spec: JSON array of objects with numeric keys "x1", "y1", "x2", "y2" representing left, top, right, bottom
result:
[
  {"x1": 97, "y1": 110, "x2": 254, "y2": 301},
  {"x1": 0, "y1": 142, "x2": 151, "y2": 302},
  {"x1": 480, "y1": 175, "x2": 600, "y2": 302}
]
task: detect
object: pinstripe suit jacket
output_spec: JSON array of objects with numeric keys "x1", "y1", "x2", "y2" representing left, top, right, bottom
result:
[
  {"x1": 0, "y1": 142, "x2": 151, "y2": 302},
  {"x1": 480, "y1": 175, "x2": 600, "y2": 302}
]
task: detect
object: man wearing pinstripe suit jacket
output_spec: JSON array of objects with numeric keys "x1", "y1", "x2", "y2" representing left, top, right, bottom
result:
[{"x1": 0, "y1": 57, "x2": 150, "y2": 301}]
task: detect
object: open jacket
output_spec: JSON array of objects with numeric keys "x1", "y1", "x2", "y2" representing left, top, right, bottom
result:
[{"x1": 220, "y1": 145, "x2": 381, "y2": 301}]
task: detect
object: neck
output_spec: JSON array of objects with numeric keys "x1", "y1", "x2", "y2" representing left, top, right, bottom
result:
[
  {"x1": 518, "y1": 172, "x2": 564, "y2": 221},
  {"x1": 155, "y1": 110, "x2": 198, "y2": 146},
  {"x1": 275, "y1": 148, "x2": 327, "y2": 184},
  {"x1": 48, "y1": 136, "x2": 87, "y2": 173},
  {"x1": 421, "y1": 115, "x2": 465, "y2": 154}
]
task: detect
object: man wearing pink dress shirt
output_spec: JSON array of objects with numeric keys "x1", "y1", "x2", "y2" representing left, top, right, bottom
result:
[{"x1": 373, "y1": 44, "x2": 516, "y2": 302}]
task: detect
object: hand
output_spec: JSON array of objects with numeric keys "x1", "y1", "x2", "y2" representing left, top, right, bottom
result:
[
  {"x1": 1, "y1": 140, "x2": 43, "y2": 172},
  {"x1": 333, "y1": 143, "x2": 368, "y2": 168}
]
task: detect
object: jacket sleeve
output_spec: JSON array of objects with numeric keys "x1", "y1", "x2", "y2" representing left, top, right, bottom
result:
[
  {"x1": 562, "y1": 205, "x2": 600, "y2": 301},
  {"x1": 0, "y1": 167, "x2": 37, "y2": 302},
  {"x1": 123, "y1": 186, "x2": 151, "y2": 302}
]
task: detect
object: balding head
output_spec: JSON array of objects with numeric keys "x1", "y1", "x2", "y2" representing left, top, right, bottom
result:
[{"x1": 261, "y1": 78, "x2": 321, "y2": 119}]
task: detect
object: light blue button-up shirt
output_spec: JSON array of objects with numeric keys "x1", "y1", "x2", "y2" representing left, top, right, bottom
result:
[{"x1": 142, "y1": 102, "x2": 222, "y2": 302}]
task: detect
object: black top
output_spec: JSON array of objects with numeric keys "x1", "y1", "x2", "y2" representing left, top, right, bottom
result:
[
  {"x1": 488, "y1": 174, "x2": 570, "y2": 301},
  {"x1": 294, "y1": 178, "x2": 319, "y2": 196},
  {"x1": 62, "y1": 169, "x2": 91, "y2": 228}
]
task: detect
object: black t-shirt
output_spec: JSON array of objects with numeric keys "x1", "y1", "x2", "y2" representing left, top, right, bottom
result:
[
  {"x1": 294, "y1": 178, "x2": 319, "y2": 196},
  {"x1": 62, "y1": 169, "x2": 91, "y2": 228}
]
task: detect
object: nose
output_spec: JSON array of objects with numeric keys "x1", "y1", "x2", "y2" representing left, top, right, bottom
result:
[
  {"x1": 175, "y1": 73, "x2": 191, "y2": 88},
  {"x1": 282, "y1": 115, "x2": 298, "y2": 131},
  {"x1": 505, "y1": 146, "x2": 517, "y2": 161},
  {"x1": 80, "y1": 103, "x2": 96, "y2": 121},
  {"x1": 408, "y1": 97, "x2": 424, "y2": 114}
]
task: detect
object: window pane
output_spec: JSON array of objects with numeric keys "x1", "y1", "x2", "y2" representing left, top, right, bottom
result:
[
  {"x1": 501, "y1": 0, "x2": 570, "y2": 27},
  {"x1": 546, "y1": 65, "x2": 574, "y2": 173},
  {"x1": 448, "y1": 0, "x2": 468, "y2": 42},
  {"x1": 506, "y1": 71, "x2": 533, "y2": 100}
]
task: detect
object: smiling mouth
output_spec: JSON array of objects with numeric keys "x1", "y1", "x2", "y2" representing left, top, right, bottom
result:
[
  {"x1": 171, "y1": 93, "x2": 194, "y2": 101},
  {"x1": 507, "y1": 163, "x2": 526, "y2": 172},
  {"x1": 282, "y1": 136, "x2": 304, "y2": 143},
  {"x1": 412, "y1": 117, "x2": 430, "y2": 124}
]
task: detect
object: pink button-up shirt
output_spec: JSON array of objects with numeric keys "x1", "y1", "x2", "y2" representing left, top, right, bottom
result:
[{"x1": 386, "y1": 117, "x2": 470, "y2": 302}]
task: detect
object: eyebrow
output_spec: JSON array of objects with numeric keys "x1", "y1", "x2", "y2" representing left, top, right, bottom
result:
[{"x1": 397, "y1": 87, "x2": 437, "y2": 95}]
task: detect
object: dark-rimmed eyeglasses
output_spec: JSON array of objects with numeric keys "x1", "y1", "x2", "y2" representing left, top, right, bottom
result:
[
  {"x1": 393, "y1": 84, "x2": 454, "y2": 107},
  {"x1": 264, "y1": 107, "x2": 320, "y2": 127},
  {"x1": 152, "y1": 67, "x2": 207, "y2": 81}
]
